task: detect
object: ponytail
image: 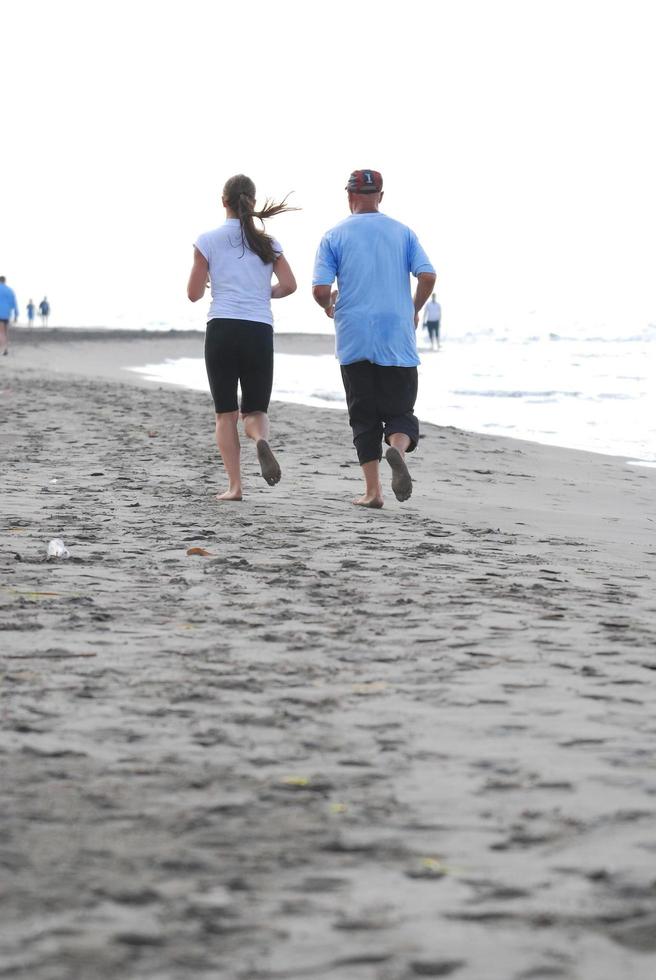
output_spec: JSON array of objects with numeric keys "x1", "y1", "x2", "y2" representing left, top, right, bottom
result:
[{"x1": 223, "y1": 174, "x2": 298, "y2": 264}]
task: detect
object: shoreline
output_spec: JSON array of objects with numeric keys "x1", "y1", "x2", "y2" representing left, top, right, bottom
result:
[
  {"x1": 5, "y1": 325, "x2": 650, "y2": 467},
  {"x1": 2, "y1": 342, "x2": 656, "y2": 978},
  {"x1": 10, "y1": 325, "x2": 335, "y2": 352},
  {"x1": 7, "y1": 325, "x2": 335, "y2": 388}
]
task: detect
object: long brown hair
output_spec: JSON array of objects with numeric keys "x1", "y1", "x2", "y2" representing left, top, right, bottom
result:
[{"x1": 222, "y1": 174, "x2": 297, "y2": 264}]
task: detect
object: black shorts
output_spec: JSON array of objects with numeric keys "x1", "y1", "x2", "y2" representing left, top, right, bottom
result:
[
  {"x1": 340, "y1": 360, "x2": 419, "y2": 464},
  {"x1": 204, "y1": 318, "x2": 274, "y2": 415},
  {"x1": 426, "y1": 319, "x2": 440, "y2": 339}
]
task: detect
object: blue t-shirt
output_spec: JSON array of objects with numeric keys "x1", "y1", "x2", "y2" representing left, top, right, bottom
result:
[
  {"x1": 195, "y1": 219, "x2": 282, "y2": 326},
  {"x1": 0, "y1": 283, "x2": 18, "y2": 321},
  {"x1": 312, "y1": 212, "x2": 435, "y2": 366}
]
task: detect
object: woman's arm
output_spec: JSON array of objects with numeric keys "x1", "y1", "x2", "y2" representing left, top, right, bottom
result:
[
  {"x1": 271, "y1": 254, "x2": 297, "y2": 299},
  {"x1": 187, "y1": 247, "x2": 209, "y2": 302}
]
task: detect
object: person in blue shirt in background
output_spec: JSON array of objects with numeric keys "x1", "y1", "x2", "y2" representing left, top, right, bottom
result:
[
  {"x1": 0, "y1": 276, "x2": 19, "y2": 356},
  {"x1": 312, "y1": 169, "x2": 436, "y2": 508},
  {"x1": 26, "y1": 299, "x2": 35, "y2": 326}
]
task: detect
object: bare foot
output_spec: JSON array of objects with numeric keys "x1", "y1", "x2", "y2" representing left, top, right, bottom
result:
[
  {"x1": 215, "y1": 489, "x2": 243, "y2": 502},
  {"x1": 352, "y1": 494, "x2": 384, "y2": 509},
  {"x1": 256, "y1": 439, "x2": 281, "y2": 486},
  {"x1": 385, "y1": 447, "x2": 412, "y2": 501}
]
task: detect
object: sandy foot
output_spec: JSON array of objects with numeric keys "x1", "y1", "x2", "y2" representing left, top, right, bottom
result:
[
  {"x1": 256, "y1": 439, "x2": 282, "y2": 486},
  {"x1": 385, "y1": 446, "x2": 412, "y2": 501}
]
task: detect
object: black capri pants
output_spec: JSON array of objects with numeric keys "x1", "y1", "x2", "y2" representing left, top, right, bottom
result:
[
  {"x1": 340, "y1": 360, "x2": 419, "y2": 465},
  {"x1": 205, "y1": 318, "x2": 274, "y2": 415}
]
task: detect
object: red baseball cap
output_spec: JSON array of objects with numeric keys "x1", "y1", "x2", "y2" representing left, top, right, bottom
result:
[{"x1": 345, "y1": 169, "x2": 383, "y2": 194}]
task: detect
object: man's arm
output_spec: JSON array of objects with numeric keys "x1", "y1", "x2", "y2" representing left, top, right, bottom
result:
[
  {"x1": 312, "y1": 234, "x2": 338, "y2": 318},
  {"x1": 413, "y1": 272, "x2": 436, "y2": 328},
  {"x1": 312, "y1": 284, "x2": 338, "y2": 319}
]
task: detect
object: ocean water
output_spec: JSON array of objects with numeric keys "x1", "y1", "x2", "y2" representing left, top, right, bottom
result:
[{"x1": 129, "y1": 329, "x2": 656, "y2": 466}]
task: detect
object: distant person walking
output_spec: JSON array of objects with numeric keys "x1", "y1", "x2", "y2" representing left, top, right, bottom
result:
[
  {"x1": 187, "y1": 173, "x2": 297, "y2": 501},
  {"x1": 0, "y1": 276, "x2": 19, "y2": 356},
  {"x1": 423, "y1": 293, "x2": 442, "y2": 350},
  {"x1": 312, "y1": 169, "x2": 436, "y2": 508},
  {"x1": 39, "y1": 297, "x2": 50, "y2": 326},
  {"x1": 26, "y1": 299, "x2": 35, "y2": 326}
]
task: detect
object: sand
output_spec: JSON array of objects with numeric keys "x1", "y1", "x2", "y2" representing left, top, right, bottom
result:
[{"x1": 2, "y1": 329, "x2": 656, "y2": 980}]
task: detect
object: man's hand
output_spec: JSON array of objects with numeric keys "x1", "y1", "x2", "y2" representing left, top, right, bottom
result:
[
  {"x1": 325, "y1": 289, "x2": 338, "y2": 319},
  {"x1": 312, "y1": 284, "x2": 337, "y2": 318}
]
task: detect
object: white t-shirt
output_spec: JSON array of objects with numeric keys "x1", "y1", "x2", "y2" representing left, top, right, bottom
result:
[
  {"x1": 424, "y1": 300, "x2": 441, "y2": 322},
  {"x1": 195, "y1": 219, "x2": 282, "y2": 326}
]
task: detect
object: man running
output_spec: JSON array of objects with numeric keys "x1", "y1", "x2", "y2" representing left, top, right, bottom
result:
[
  {"x1": 0, "y1": 276, "x2": 19, "y2": 356},
  {"x1": 312, "y1": 169, "x2": 436, "y2": 507}
]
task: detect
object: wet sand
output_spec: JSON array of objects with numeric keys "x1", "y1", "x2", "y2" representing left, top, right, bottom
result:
[
  {"x1": 2, "y1": 331, "x2": 656, "y2": 980},
  {"x1": 7, "y1": 327, "x2": 334, "y2": 384}
]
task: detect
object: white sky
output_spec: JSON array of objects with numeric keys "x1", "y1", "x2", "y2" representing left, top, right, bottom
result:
[{"x1": 2, "y1": 0, "x2": 656, "y2": 335}]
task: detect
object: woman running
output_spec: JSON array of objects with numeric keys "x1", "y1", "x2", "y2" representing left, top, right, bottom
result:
[{"x1": 187, "y1": 174, "x2": 297, "y2": 501}]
